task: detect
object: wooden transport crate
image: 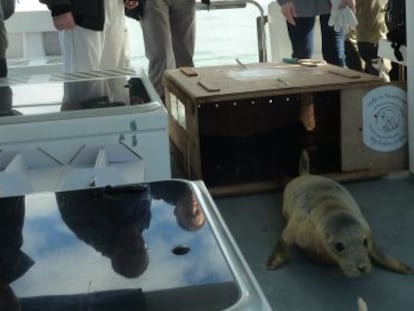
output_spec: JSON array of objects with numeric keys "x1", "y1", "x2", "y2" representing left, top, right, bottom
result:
[{"x1": 163, "y1": 63, "x2": 408, "y2": 195}]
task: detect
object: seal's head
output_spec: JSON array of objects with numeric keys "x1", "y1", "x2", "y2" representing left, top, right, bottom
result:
[{"x1": 324, "y1": 213, "x2": 372, "y2": 277}]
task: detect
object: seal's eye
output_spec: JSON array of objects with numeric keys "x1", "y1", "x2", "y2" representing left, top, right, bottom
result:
[
  {"x1": 363, "y1": 238, "x2": 368, "y2": 247},
  {"x1": 334, "y1": 242, "x2": 345, "y2": 252}
]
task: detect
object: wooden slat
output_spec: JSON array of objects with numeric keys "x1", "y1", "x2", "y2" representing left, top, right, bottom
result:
[
  {"x1": 209, "y1": 169, "x2": 391, "y2": 198},
  {"x1": 163, "y1": 63, "x2": 383, "y2": 104},
  {"x1": 164, "y1": 77, "x2": 203, "y2": 179}
]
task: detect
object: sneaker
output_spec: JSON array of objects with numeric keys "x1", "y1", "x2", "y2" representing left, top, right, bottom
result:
[{"x1": 371, "y1": 57, "x2": 391, "y2": 82}]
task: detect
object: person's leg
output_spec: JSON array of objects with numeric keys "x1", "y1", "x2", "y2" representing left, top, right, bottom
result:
[
  {"x1": 0, "y1": 6, "x2": 8, "y2": 77},
  {"x1": 357, "y1": 41, "x2": 391, "y2": 81},
  {"x1": 288, "y1": 17, "x2": 317, "y2": 134},
  {"x1": 319, "y1": 14, "x2": 345, "y2": 66},
  {"x1": 357, "y1": 41, "x2": 378, "y2": 74},
  {"x1": 60, "y1": 27, "x2": 104, "y2": 72},
  {"x1": 100, "y1": 0, "x2": 129, "y2": 69},
  {"x1": 345, "y1": 31, "x2": 363, "y2": 71},
  {"x1": 62, "y1": 80, "x2": 109, "y2": 110},
  {"x1": 140, "y1": 0, "x2": 175, "y2": 97},
  {"x1": 170, "y1": 0, "x2": 196, "y2": 68},
  {"x1": 286, "y1": 17, "x2": 315, "y2": 59},
  {"x1": 353, "y1": 0, "x2": 390, "y2": 80}
]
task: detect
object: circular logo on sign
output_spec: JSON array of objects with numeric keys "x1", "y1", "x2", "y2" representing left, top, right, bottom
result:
[{"x1": 362, "y1": 85, "x2": 407, "y2": 152}]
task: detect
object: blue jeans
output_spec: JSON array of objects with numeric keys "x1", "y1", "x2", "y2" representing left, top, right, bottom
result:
[{"x1": 287, "y1": 14, "x2": 345, "y2": 66}]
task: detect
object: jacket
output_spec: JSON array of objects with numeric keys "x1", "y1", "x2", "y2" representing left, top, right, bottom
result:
[
  {"x1": 56, "y1": 186, "x2": 151, "y2": 257},
  {"x1": 39, "y1": 0, "x2": 106, "y2": 31},
  {"x1": 355, "y1": 0, "x2": 387, "y2": 43},
  {"x1": 277, "y1": 0, "x2": 331, "y2": 17},
  {"x1": 1, "y1": 0, "x2": 15, "y2": 20}
]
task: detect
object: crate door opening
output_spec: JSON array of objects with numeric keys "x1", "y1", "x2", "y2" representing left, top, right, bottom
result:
[{"x1": 170, "y1": 91, "x2": 342, "y2": 187}]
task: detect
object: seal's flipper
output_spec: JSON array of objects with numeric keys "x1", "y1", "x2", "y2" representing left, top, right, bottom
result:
[
  {"x1": 369, "y1": 242, "x2": 414, "y2": 274},
  {"x1": 266, "y1": 239, "x2": 290, "y2": 270},
  {"x1": 357, "y1": 297, "x2": 368, "y2": 311}
]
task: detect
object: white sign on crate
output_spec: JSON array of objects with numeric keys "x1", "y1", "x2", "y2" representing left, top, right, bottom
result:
[{"x1": 362, "y1": 85, "x2": 407, "y2": 152}]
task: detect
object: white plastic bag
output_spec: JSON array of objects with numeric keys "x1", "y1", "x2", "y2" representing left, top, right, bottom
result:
[{"x1": 328, "y1": 0, "x2": 358, "y2": 33}]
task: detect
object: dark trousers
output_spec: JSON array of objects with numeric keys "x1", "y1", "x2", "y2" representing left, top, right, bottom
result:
[
  {"x1": 287, "y1": 14, "x2": 345, "y2": 66},
  {"x1": 345, "y1": 40, "x2": 379, "y2": 75}
]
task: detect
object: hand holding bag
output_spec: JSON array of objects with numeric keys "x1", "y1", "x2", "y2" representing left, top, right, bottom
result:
[{"x1": 125, "y1": 0, "x2": 147, "y2": 21}]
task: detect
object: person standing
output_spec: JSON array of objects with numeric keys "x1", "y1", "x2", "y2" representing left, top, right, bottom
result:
[
  {"x1": 276, "y1": 0, "x2": 355, "y2": 136},
  {"x1": 139, "y1": 0, "x2": 196, "y2": 99},
  {"x1": 56, "y1": 185, "x2": 152, "y2": 279},
  {"x1": 345, "y1": 0, "x2": 390, "y2": 81},
  {"x1": 276, "y1": 0, "x2": 356, "y2": 66},
  {"x1": 39, "y1": 0, "x2": 139, "y2": 73},
  {"x1": 0, "y1": 0, "x2": 16, "y2": 77}
]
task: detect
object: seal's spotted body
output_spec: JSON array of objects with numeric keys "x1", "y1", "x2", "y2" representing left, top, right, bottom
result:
[{"x1": 267, "y1": 151, "x2": 413, "y2": 277}]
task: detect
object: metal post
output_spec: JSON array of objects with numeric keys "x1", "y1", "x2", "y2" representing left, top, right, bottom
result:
[
  {"x1": 406, "y1": 0, "x2": 414, "y2": 178},
  {"x1": 246, "y1": 0, "x2": 267, "y2": 62}
]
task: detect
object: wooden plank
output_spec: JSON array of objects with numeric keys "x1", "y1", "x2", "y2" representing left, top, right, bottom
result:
[
  {"x1": 326, "y1": 69, "x2": 361, "y2": 79},
  {"x1": 163, "y1": 63, "x2": 383, "y2": 104},
  {"x1": 209, "y1": 169, "x2": 390, "y2": 197},
  {"x1": 164, "y1": 77, "x2": 203, "y2": 179},
  {"x1": 197, "y1": 79, "x2": 220, "y2": 92},
  {"x1": 209, "y1": 180, "x2": 281, "y2": 197},
  {"x1": 168, "y1": 118, "x2": 189, "y2": 173},
  {"x1": 341, "y1": 85, "x2": 408, "y2": 172},
  {"x1": 179, "y1": 66, "x2": 198, "y2": 77}
]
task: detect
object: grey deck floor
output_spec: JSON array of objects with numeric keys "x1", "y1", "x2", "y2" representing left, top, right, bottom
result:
[{"x1": 215, "y1": 173, "x2": 414, "y2": 311}]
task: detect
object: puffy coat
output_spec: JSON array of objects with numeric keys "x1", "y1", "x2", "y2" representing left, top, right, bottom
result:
[{"x1": 39, "y1": 0, "x2": 106, "y2": 31}]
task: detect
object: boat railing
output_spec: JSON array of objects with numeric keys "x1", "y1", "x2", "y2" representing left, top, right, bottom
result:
[{"x1": 5, "y1": 0, "x2": 269, "y2": 75}]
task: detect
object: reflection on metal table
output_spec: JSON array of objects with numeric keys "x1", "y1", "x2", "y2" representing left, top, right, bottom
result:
[{"x1": 1, "y1": 179, "x2": 272, "y2": 310}]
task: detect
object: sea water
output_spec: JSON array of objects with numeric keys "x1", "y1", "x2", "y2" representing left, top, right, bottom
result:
[
  {"x1": 16, "y1": 0, "x2": 274, "y2": 69},
  {"x1": 126, "y1": 0, "x2": 274, "y2": 68}
]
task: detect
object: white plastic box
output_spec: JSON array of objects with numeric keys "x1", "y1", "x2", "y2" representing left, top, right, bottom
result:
[{"x1": 0, "y1": 68, "x2": 171, "y2": 197}]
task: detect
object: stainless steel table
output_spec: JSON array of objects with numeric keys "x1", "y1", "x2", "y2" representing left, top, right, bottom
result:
[{"x1": 0, "y1": 179, "x2": 272, "y2": 310}]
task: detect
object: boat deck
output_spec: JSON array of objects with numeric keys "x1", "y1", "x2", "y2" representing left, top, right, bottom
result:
[{"x1": 215, "y1": 173, "x2": 414, "y2": 311}]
